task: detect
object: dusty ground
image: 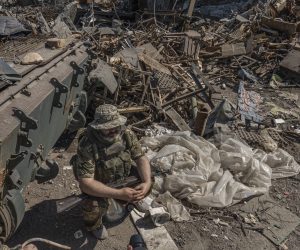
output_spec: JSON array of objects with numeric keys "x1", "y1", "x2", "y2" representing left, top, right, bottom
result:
[
  {"x1": 7, "y1": 133, "x2": 137, "y2": 250},
  {"x1": 165, "y1": 173, "x2": 300, "y2": 250},
  {"x1": 7, "y1": 87, "x2": 300, "y2": 250},
  {"x1": 165, "y1": 86, "x2": 300, "y2": 250},
  {"x1": 7, "y1": 131, "x2": 300, "y2": 250}
]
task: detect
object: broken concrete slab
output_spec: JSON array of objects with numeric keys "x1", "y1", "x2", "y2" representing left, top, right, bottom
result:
[
  {"x1": 98, "y1": 27, "x2": 115, "y2": 36},
  {"x1": 279, "y1": 49, "x2": 300, "y2": 79},
  {"x1": 52, "y1": 15, "x2": 72, "y2": 39},
  {"x1": 236, "y1": 14, "x2": 249, "y2": 23},
  {"x1": 36, "y1": 12, "x2": 51, "y2": 34},
  {"x1": 240, "y1": 194, "x2": 300, "y2": 245},
  {"x1": 137, "y1": 43, "x2": 164, "y2": 61},
  {"x1": 0, "y1": 16, "x2": 29, "y2": 36}
]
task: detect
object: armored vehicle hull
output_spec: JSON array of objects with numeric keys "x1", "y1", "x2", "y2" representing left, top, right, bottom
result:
[{"x1": 0, "y1": 40, "x2": 89, "y2": 241}]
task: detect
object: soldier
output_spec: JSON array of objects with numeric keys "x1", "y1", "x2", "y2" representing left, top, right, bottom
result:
[{"x1": 72, "y1": 104, "x2": 152, "y2": 240}]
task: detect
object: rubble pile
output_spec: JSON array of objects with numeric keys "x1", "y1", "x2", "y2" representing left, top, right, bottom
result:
[
  {"x1": 79, "y1": 0, "x2": 300, "y2": 153},
  {"x1": 0, "y1": 0, "x2": 300, "y2": 247},
  {"x1": 1, "y1": 0, "x2": 299, "y2": 202},
  {"x1": 73, "y1": 0, "x2": 300, "y2": 244}
]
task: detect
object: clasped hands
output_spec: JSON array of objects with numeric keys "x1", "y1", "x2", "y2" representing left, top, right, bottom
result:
[{"x1": 117, "y1": 182, "x2": 151, "y2": 202}]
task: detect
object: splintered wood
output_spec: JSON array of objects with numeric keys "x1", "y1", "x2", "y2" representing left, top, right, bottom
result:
[{"x1": 83, "y1": 0, "x2": 300, "y2": 136}]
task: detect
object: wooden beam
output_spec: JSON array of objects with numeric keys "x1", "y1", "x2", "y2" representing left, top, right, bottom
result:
[{"x1": 187, "y1": 0, "x2": 196, "y2": 17}]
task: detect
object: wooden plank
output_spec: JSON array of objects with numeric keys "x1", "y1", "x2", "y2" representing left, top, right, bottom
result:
[
  {"x1": 138, "y1": 53, "x2": 171, "y2": 75},
  {"x1": 221, "y1": 43, "x2": 246, "y2": 58},
  {"x1": 130, "y1": 209, "x2": 178, "y2": 250},
  {"x1": 187, "y1": 0, "x2": 197, "y2": 17},
  {"x1": 165, "y1": 107, "x2": 191, "y2": 131},
  {"x1": 261, "y1": 16, "x2": 297, "y2": 34},
  {"x1": 118, "y1": 106, "x2": 149, "y2": 114}
]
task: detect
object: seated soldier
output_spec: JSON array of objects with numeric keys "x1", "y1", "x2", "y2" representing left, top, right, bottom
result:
[{"x1": 72, "y1": 104, "x2": 152, "y2": 240}]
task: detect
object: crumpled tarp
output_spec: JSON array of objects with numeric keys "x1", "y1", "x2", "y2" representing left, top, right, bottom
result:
[
  {"x1": 154, "y1": 191, "x2": 191, "y2": 222},
  {"x1": 142, "y1": 131, "x2": 300, "y2": 208}
]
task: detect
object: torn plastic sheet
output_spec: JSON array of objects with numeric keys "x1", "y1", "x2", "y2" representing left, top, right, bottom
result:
[
  {"x1": 256, "y1": 149, "x2": 300, "y2": 179},
  {"x1": 149, "y1": 206, "x2": 171, "y2": 226},
  {"x1": 145, "y1": 124, "x2": 173, "y2": 138},
  {"x1": 142, "y1": 132, "x2": 300, "y2": 208},
  {"x1": 154, "y1": 191, "x2": 191, "y2": 222}
]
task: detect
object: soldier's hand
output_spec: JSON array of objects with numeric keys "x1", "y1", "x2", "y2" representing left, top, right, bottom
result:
[
  {"x1": 133, "y1": 182, "x2": 152, "y2": 201},
  {"x1": 118, "y1": 187, "x2": 139, "y2": 201}
]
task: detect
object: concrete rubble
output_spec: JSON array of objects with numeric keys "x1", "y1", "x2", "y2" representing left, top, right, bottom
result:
[{"x1": 1, "y1": 0, "x2": 300, "y2": 249}]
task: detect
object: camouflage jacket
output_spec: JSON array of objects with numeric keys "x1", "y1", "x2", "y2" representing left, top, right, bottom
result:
[{"x1": 72, "y1": 127, "x2": 144, "y2": 184}]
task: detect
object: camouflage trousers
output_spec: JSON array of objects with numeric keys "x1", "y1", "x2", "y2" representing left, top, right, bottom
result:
[{"x1": 82, "y1": 198, "x2": 108, "y2": 231}]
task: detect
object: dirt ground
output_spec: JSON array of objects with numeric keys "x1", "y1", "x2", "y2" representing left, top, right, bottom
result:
[
  {"x1": 6, "y1": 132, "x2": 300, "y2": 250},
  {"x1": 7, "y1": 133, "x2": 137, "y2": 250},
  {"x1": 165, "y1": 173, "x2": 300, "y2": 250},
  {"x1": 7, "y1": 89, "x2": 300, "y2": 250},
  {"x1": 164, "y1": 86, "x2": 300, "y2": 250}
]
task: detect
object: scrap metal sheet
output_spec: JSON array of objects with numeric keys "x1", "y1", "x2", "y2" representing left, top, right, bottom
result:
[{"x1": 89, "y1": 59, "x2": 118, "y2": 94}]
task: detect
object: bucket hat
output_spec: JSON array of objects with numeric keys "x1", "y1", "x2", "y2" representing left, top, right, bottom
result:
[{"x1": 89, "y1": 104, "x2": 127, "y2": 130}]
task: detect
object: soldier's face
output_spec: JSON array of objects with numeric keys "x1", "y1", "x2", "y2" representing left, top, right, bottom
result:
[{"x1": 100, "y1": 126, "x2": 121, "y2": 138}]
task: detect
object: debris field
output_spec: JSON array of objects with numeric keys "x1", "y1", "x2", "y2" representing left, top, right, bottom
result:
[{"x1": 0, "y1": 0, "x2": 300, "y2": 250}]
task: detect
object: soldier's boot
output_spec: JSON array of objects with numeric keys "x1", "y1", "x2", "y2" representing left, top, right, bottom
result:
[
  {"x1": 91, "y1": 224, "x2": 108, "y2": 240},
  {"x1": 82, "y1": 199, "x2": 108, "y2": 240}
]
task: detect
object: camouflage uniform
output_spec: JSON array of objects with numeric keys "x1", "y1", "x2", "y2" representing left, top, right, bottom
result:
[{"x1": 72, "y1": 105, "x2": 144, "y2": 231}]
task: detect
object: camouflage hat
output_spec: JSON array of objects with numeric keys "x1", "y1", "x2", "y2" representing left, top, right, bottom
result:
[{"x1": 89, "y1": 104, "x2": 127, "y2": 130}]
